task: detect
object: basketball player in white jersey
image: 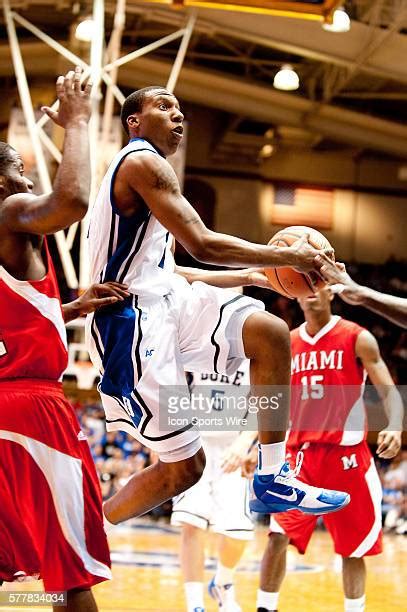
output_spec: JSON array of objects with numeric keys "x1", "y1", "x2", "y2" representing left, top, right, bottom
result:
[
  {"x1": 86, "y1": 86, "x2": 350, "y2": 524},
  {"x1": 171, "y1": 350, "x2": 255, "y2": 612}
]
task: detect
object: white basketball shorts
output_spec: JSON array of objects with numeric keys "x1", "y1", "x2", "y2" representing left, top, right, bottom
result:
[
  {"x1": 171, "y1": 436, "x2": 254, "y2": 540},
  {"x1": 86, "y1": 277, "x2": 264, "y2": 461}
]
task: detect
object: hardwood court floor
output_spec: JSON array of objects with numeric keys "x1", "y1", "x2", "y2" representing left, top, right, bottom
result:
[{"x1": 1, "y1": 521, "x2": 405, "y2": 611}]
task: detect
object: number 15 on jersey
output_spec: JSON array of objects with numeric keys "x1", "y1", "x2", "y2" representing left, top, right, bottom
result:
[{"x1": 300, "y1": 375, "x2": 324, "y2": 400}]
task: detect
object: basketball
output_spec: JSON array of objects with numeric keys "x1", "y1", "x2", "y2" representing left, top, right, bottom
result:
[{"x1": 265, "y1": 226, "x2": 333, "y2": 299}]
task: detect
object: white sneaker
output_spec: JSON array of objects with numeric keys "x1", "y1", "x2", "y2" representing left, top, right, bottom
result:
[{"x1": 208, "y1": 578, "x2": 242, "y2": 611}]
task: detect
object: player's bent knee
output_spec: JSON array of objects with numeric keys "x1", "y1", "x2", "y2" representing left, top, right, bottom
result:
[
  {"x1": 64, "y1": 587, "x2": 97, "y2": 612},
  {"x1": 243, "y1": 311, "x2": 290, "y2": 360},
  {"x1": 268, "y1": 317, "x2": 290, "y2": 354},
  {"x1": 182, "y1": 522, "x2": 204, "y2": 537},
  {"x1": 268, "y1": 532, "x2": 289, "y2": 553},
  {"x1": 342, "y1": 556, "x2": 365, "y2": 566},
  {"x1": 172, "y1": 447, "x2": 206, "y2": 494}
]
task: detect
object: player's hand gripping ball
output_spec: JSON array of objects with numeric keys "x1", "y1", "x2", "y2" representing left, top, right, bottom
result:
[{"x1": 265, "y1": 226, "x2": 334, "y2": 299}]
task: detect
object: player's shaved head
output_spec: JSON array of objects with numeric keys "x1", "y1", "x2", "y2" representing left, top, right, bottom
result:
[
  {"x1": 121, "y1": 86, "x2": 168, "y2": 134},
  {"x1": 0, "y1": 142, "x2": 17, "y2": 176},
  {"x1": 0, "y1": 142, "x2": 33, "y2": 201}
]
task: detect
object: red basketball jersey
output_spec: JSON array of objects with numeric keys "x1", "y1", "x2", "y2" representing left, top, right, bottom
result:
[
  {"x1": 0, "y1": 241, "x2": 68, "y2": 381},
  {"x1": 289, "y1": 315, "x2": 367, "y2": 447}
]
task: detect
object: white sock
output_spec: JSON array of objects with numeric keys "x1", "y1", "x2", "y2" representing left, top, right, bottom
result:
[
  {"x1": 344, "y1": 595, "x2": 366, "y2": 611},
  {"x1": 215, "y1": 562, "x2": 235, "y2": 586},
  {"x1": 184, "y1": 582, "x2": 204, "y2": 612},
  {"x1": 257, "y1": 589, "x2": 279, "y2": 610},
  {"x1": 258, "y1": 441, "x2": 286, "y2": 476}
]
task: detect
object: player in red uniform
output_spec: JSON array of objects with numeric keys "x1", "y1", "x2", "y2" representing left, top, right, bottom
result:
[
  {"x1": 0, "y1": 68, "x2": 124, "y2": 611},
  {"x1": 256, "y1": 287, "x2": 403, "y2": 612}
]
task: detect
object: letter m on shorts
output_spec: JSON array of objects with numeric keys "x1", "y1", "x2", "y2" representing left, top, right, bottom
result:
[{"x1": 341, "y1": 453, "x2": 358, "y2": 470}]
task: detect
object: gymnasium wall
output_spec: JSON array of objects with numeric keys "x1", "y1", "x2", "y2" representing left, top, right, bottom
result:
[
  {"x1": 2, "y1": 82, "x2": 405, "y2": 264},
  {"x1": 190, "y1": 174, "x2": 407, "y2": 263}
]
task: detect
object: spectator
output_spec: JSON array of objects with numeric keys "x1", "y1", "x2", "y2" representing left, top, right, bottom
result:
[{"x1": 379, "y1": 454, "x2": 406, "y2": 532}]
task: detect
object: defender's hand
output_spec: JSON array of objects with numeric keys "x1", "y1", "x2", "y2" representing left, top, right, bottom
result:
[
  {"x1": 221, "y1": 437, "x2": 251, "y2": 473},
  {"x1": 376, "y1": 430, "x2": 402, "y2": 459},
  {"x1": 316, "y1": 258, "x2": 365, "y2": 305},
  {"x1": 75, "y1": 282, "x2": 130, "y2": 316},
  {"x1": 41, "y1": 66, "x2": 92, "y2": 127},
  {"x1": 291, "y1": 234, "x2": 333, "y2": 274}
]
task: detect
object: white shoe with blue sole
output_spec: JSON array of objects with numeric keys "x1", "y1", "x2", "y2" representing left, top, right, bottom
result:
[{"x1": 249, "y1": 452, "x2": 350, "y2": 515}]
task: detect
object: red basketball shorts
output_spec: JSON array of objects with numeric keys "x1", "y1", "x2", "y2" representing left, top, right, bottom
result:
[
  {"x1": 269, "y1": 441, "x2": 383, "y2": 558},
  {"x1": 0, "y1": 379, "x2": 111, "y2": 591}
]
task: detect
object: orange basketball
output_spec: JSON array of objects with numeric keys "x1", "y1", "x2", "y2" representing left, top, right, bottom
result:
[{"x1": 265, "y1": 226, "x2": 333, "y2": 299}]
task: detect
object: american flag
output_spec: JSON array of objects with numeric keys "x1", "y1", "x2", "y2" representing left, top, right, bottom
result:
[{"x1": 271, "y1": 182, "x2": 333, "y2": 229}]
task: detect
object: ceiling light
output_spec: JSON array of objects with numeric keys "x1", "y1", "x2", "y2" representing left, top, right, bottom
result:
[
  {"x1": 260, "y1": 144, "x2": 274, "y2": 158},
  {"x1": 75, "y1": 18, "x2": 95, "y2": 42},
  {"x1": 322, "y1": 8, "x2": 351, "y2": 33},
  {"x1": 273, "y1": 65, "x2": 299, "y2": 91}
]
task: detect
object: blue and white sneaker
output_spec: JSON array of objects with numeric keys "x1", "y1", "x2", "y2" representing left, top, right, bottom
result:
[
  {"x1": 249, "y1": 452, "x2": 350, "y2": 515},
  {"x1": 208, "y1": 577, "x2": 242, "y2": 611},
  {"x1": 193, "y1": 608, "x2": 205, "y2": 612}
]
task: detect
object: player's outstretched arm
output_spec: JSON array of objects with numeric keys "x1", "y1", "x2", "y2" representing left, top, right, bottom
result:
[
  {"x1": 317, "y1": 256, "x2": 407, "y2": 328},
  {"x1": 351, "y1": 288, "x2": 407, "y2": 328},
  {"x1": 62, "y1": 282, "x2": 129, "y2": 322},
  {"x1": 355, "y1": 330, "x2": 404, "y2": 459},
  {"x1": 175, "y1": 265, "x2": 274, "y2": 290},
  {"x1": 0, "y1": 67, "x2": 92, "y2": 235},
  {"x1": 123, "y1": 152, "x2": 330, "y2": 274}
]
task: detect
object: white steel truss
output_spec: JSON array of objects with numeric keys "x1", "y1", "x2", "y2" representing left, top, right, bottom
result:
[{"x1": 3, "y1": 0, "x2": 197, "y2": 289}]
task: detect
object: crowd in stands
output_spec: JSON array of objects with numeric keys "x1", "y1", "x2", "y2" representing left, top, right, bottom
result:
[{"x1": 378, "y1": 451, "x2": 407, "y2": 535}]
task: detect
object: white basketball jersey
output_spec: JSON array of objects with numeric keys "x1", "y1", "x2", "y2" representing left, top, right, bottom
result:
[
  {"x1": 88, "y1": 138, "x2": 175, "y2": 298},
  {"x1": 191, "y1": 359, "x2": 251, "y2": 445}
]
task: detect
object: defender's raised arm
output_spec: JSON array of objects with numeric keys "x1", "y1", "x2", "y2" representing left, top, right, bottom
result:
[{"x1": 0, "y1": 67, "x2": 92, "y2": 235}]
